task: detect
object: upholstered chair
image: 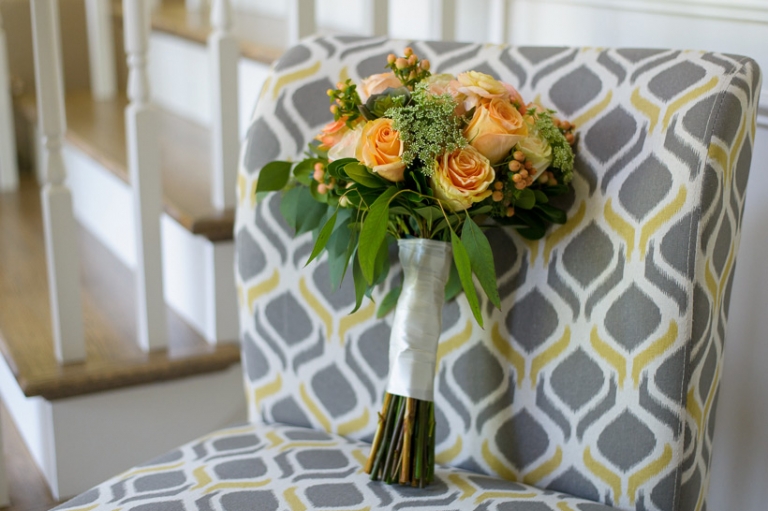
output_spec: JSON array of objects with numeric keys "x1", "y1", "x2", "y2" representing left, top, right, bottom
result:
[{"x1": 53, "y1": 39, "x2": 760, "y2": 511}]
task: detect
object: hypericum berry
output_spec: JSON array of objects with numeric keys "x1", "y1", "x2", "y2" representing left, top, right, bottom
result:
[
  {"x1": 317, "y1": 183, "x2": 328, "y2": 194},
  {"x1": 494, "y1": 181, "x2": 504, "y2": 190},
  {"x1": 313, "y1": 167, "x2": 325, "y2": 181},
  {"x1": 492, "y1": 191, "x2": 504, "y2": 202},
  {"x1": 506, "y1": 206, "x2": 515, "y2": 217},
  {"x1": 513, "y1": 150, "x2": 525, "y2": 162},
  {"x1": 509, "y1": 160, "x2": 522, "y2": 171},
  {"x1": 395, "y1": 58, "x2": 408, "y2": 70},
  {"x1": 387, "y1": 54, "x2": 396, "y2": 64}
]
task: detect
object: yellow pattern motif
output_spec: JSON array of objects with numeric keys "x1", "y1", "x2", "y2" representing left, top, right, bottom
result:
[
  {"x1": 482, "y1": 439, "x2": 518, "y2": 482},
  {"x1": 604, "y1": 198, "x2": 636, "y2": 260},
  {"x1": 435, "y1": 435, "x2": 463, "y2": 464},
  {"x1": 639, "y1": 185, "x2": 687, "y2": 258},
  {"x1": 284, "y1": 487, "x2": 307, "y2": 511},
  {"x1": 591, "y1": 326, "x2": 627, "y2": 388},
  {"x1": 628, "y1": 444, "x2": 673, "y2": 504},
  {"x1": 254, "y1": 373, "x2": 283, "y2": 405},
  {"x1": 531, "y1": 327, "x2": 571, "y2": 388},
  {"x1": 573, "y1": 90, "x2": 613, "y2": 129},
  {"x1": 662, "y1": 76, "x2": 719, "y2": 130},
  {"x1": 492, "y1": 322, "x2": 526, "y2": 386},
  {"x1": 584, "y1": 446, "x2": 622, "y2": 502},
  {"x1": 523, "y1": 447, "x2": 563, "y2": 485},
  {"x1": 248, "y1": 269, "x2": 280, "y2": 313},
  {"x1": 630, "y1": 87, "x2": 660, "y2": 134},
  {"x1": 272, "y1": 61, "x2": 322, "y2": 100},
  {"x1": 338, "y1": 301, "x2": 375, "y2": 345},
  {"x1": 436, "y1": 320, "x2": 473, "y2": 367},
  {"x1": 337, "y1": 408, "x2": 370, "y2": 436},
  {"x1": 299, "y1": 277, "x2": 334, "y2": 340},
  {"x1": 300, "y1": 383, "x2": 332, "y2": 431},
  {"x1": 632, "y1": 321, "x2": 678, "y2": 387},
  {"x1": 544, "y1": 201, "x2": 586, "y2": 265}
]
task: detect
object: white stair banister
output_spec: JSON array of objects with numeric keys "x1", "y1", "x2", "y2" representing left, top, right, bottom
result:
[
  {"x1": 0, "y1": 8, "x2": 19, "y2": 191},
  {"x1": 364, "y1": 0, "x2": 389, "y2": 37},
  {"x1": 84, "y1": 0, "x2": 117, "y2": 100},
  {"x1": 30, "y1": 0, "x2": 86, "y2": 363},
  {"x1": 288, "y1": 0, "x2": 316, "y2": 47},
  {"x1": 429, "y1": 0, "x2": 455, "y2": 41},
  {"x1": 488, "y1": 0, "x2": 509, "y2": 44},
  {"x1": 209, "y1": 0, "x2": 238, "y2": 210},
  {"x1": 123, "y1": 0, "x2": 167, "y2": 351}
]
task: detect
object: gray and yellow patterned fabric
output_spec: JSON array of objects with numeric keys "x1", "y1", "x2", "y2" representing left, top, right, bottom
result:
[
  {"x1": 54, "y1": 422, "x2": 614, "y2": 511},
  {"x1": 55, "y1": 39, "x2": 760, "y2": 511},
  {"x1": 234, "y1": 38, "x2": 760, "y2": 511}
]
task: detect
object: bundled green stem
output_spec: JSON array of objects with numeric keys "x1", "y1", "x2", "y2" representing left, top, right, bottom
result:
[{"x1": 365, "y1": 393, "x2": 436, "y2": 487}]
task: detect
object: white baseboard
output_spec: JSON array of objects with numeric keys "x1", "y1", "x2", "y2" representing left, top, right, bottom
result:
[
  {"x1": 64, "y1": 144, "x2": 237, "y2": 344},
  {"x1": 0, "y1": 354, "x2": 245, "y2": 500}
]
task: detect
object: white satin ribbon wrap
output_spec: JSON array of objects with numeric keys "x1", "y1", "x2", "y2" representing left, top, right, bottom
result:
[{"x1": 386, "y1": 239, "x2": 453, "y2": 402}]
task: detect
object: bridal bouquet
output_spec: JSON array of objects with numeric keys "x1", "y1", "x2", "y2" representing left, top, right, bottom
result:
[{"x1": 256, "y1": 48, "x2": 576, "y2": 487}]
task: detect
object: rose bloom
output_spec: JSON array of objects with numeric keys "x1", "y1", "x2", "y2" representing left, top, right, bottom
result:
[
  {"x1": 327, "y1": 124, "x2": 363, "y2": 161},
  {"x1": 516, "y1": 131, "x2": 553, "y2": 180},
  {"x1": 502, "y1": 82, "x2": 525, "y2": 110},
  {"x1": 359, "y1": 72, "x2": 402, "y2": 101},
  {"x1": 455, "y1": 71, "x2": 508, "y2": 111},
  {"x1": 315, "y1": 117, "x2": 350, "y2": 150},
  {"x1": 431, "y1": 146, "x2": 494, "y2": 212},
  {"x1": 355, "y1": 118, "x2": 406, "y2": 182},
  {"x1": 464, "y1": 97, "x2": 528, "y2": 164}
]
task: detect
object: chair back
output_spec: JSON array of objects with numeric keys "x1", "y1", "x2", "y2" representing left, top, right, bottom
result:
[{"x1": 235, "y1": 37, "x2": 761, "y2": 511}]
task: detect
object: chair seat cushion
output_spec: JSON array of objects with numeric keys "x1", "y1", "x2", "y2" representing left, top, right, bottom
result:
[{"x1": 55, "y1": 422, "x2": 613, "y2": 511}]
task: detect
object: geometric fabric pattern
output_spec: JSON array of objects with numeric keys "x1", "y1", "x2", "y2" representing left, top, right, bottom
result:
[
  {"x1": 53, "y1": 422, "x2": 615, "y2": 511},
  {"x1": 55, "y1": 39, "x2": 761, "y2": 511},
  {"x1": 233, "y1": 38, "x2": 761, "y2": 511}
]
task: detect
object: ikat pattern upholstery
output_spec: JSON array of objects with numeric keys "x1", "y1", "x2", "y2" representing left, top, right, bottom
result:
[
  {"x1": 54, "y1": 422, "x2": 614, "y2": 511},
  {"x1": 234, "y1": 38, "x2": 760, "y2": 511},
  {"x1": 54, "y1": 38, "x2": 760, "y2": 511}
]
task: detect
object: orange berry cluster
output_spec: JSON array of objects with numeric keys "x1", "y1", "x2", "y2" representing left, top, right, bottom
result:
[
  {"x1": 327, "y1": 79, "x2": 361, "y2": 124},
  {"x1": 555, "y1": 118, "x2": 577, "y2": 146},
  {"x1": 386, "y1": 47, "x2": 431, "y2": 88},
  {"x1": 312, "y1": 162, "x2": 336, "y2": 194}
]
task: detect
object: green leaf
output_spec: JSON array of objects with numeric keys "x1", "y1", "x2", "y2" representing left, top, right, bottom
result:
[
  {"x1": 533, "y1": 189, "x2": 548, "y2": 204},
  {"x1": 358, "y1": 187, "x2": 397, "y2": 284},
  {"x1": 296, "y1": 189, "x2": 329, "y2": 234},
  {"x1": 461, "y1": 218, "x2": 501, "y2": 309},
  {"x1": 351, "y1": 252, "x2": 367, "y2": 313},
  {"x1": 535, "y1": 203, "x2": 567, "y2": 224},
  {"x1": 326, "y1": 218, "x2": 354, "y2": 290},
  {"x1": 373, "y1": 235, "x2": 392, "y2": 287},
  {"x1": 377, "y1": 285, "x2": 402, "y2": 318},
  {"x1": 345, "y1": 162, "x2": 385, "y2": 188},
  {"x1": 444, "y1": 261, "x2": 461, "y2": 302},
  {"x1": 415, "y1": 206, "x2": 442, "y2": 223},
  {"x1": 306, "y1": 210, "x2": 337, "y2": 265},
  {"x1": 327, "y1": 158, "x2": 357, "y2": 179},
  {"x1": 255, "y1": 161, "x2": 292, "y2": 192},
  {"x1": 279, "y1": 187, "x2": 302, "y2": 232},
  {"x1": 293, "y1": 158, "x2": 322, "y2": 186},
  {"x1": 469, "y1": 205, "x2": 493, "y2": 216},
  {"x1": 451, "y1": 231, "x2": 483, "y2": 328},
  {"x1": 516, "y1": 188, "x2": 536, "y2": 210}
]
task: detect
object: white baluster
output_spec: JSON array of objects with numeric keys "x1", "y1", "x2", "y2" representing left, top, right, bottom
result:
[
  {"x1": 84, "y1": 0, "x2": 117, "y2": 100},
  {"x1": 30, "y1": 0, "x2": 85, "y2": 363},
  {"x1": 488, "y1": 0, "x2": 509, "y2": 44},
  {"x1": 288, "y1": 0, "x2": 316, "y2": 47},
  {"x1": 429, "y1": 0, "x2": 455, "y2": 41},
  {"x1": 364, "y1": 0, "x2": 389, "y2": 37},
  {"x1": 209, "y1": 0, "x2": 238, "y2": 210},
  {"x1": 123, "y1": 0, "x2": 167, "y2": 351},
  {"x1": 0, "y1": 8, "x2": 19, "y2": 191}
]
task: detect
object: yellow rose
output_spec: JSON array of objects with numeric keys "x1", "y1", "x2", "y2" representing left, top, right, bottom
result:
[
  {"x1": 464, "y1": 98, "x2": 528, "y2": 164},
  {"x1": 355, "y1": 118, "x2": 406, "y2": 182},
  {"x1": 455, "y1": 71, "x2": 508, "y2": 110},
  {"x1": 516, "y1": 131, "x2": 553, "y2": 180},
  {"x1": 359, "y1": 72, "x2": 403, "y2": 100},
  {"x1": 431, "y1": 146, "x2": 494, "y2": 212}
]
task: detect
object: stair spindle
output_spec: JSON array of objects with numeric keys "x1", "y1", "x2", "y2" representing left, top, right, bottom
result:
[
  {"x1": 488, "y1": 0, "x2": 509, "y2": 44},
  {"x1": 209, "y1": 0, "x2": 238, "y2": 210},
  {"x1": 84, "y1": 0, "x2": 117, "y2": 100},
  {"x1": 288, "y1": 0, "x2": 316, "y2": 47},
  {"x1": 429, "y1": 0, "x2": 455, "y2": 41},
  {"x1": 0, "y1": 8, "x2": 19, "y2": 191},
  {"x1": 364, "y1": 0, "x2": 389, "y2": 37},
  {"x1": 123, "y1": 0, "x2": 168, "y2": 351},
  {"x1": 30, "y1": 0, "x2": 86, "y2": 363}
]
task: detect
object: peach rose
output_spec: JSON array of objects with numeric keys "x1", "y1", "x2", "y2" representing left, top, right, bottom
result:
[
  {"x1": 502, "y1": 82, "x2": 525, "y2": 109},
  {"x1": 316, "y1": 117, "x2": 350, "y2": 150},
  {"x1": 431, "y1": 146, "x2": 494, "y2": 211},
  {"x1": 359, "y1": 72, "x2": 403, "y2": 101},
  {"x1": 355, "y1": 118, "x2": 406, "y2": 182},
  {"x1": 327, "y1": 124, "x2": 363, "y2": 161},
  {"x1": 455, "y1": 71, "x2": 508, "y2": 111},
  {"x1": 464, "y1": 98, "x2": 528, "y2": 164}
]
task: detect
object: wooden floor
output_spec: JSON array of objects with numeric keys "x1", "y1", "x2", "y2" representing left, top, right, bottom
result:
[
  {"x1": 0, "y1": 177, "x2": 240, "y2": 400},
  {"x1": 0, "y1": 401, "x2": 59, "y2": 511}
]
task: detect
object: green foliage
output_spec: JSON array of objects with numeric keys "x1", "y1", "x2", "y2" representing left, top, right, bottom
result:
[
  {"x1": 450, "y1": 231, "x2": 483, "y2": 328},
  {"x1": 461, "y1": 217, "x2": 500, "y2": 309},
  {"x1": 534, "y1": 112, "x2": 574, "y2": 183},
  {"x1": 387, "y1": 86, "x2": 466, "y2": 172},
  {"x1": 255, "y1": 161, "x2": 292, "y2": 192}
]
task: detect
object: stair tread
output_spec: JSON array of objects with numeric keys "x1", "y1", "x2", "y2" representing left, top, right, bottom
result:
[
  {"x1": 114, "y1": 0, "x2": 285, "y2": 64},
  {"x1": 18, "y1": 91, "x2": 235, "y2": 242},
  {"x1": 0, "y1": 177, "x2": 241, "y2": 401}
]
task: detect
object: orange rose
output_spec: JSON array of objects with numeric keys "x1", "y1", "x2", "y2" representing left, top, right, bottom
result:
[
  {"x1": 455, "y1": 71, "x2": 508, "y2": 110},
  {"x1": 355, "y1": 118, "x2": 406, "y2": 182},
  {"x1": 315, "y1": 117, "x2": 351, "y2": 150},
  {"x1": 359, "y1": 72, "x2": 403, "y2": 100},
  {"x1": 328, "y1": 124, "x2": 363, "y2": 161},
  {"x1": 464, "y1": 98, "x2": 528, "y2": 164},
  {"x1": 431, "y1": 146, "x2": 494, "y2": 211}
]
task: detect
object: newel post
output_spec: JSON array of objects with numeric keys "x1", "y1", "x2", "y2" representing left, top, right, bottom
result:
[
  {"x1": 30, "y1": 0, "x2": 85, "y2": 363},
  {"x1": 430, "y1": 0, "x2": 455, "y2": 41},
  {"x1": 364, "y1": 0, "x2": 389, "y2": 36},
  {"x1": 123, "y1": 0, "x2": 167, "y2": 351},
  {"x1": 209, "y1": 0, "x2": 238, "y2": 210},
  {"x1": 0, "y1": 8, "x2": 19, "y2": 191},
  {"x1": 288, "y1": 0, "x2": 316, "y2": 47}
]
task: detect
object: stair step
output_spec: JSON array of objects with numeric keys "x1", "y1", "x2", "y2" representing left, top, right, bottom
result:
[
  {"x1": 114, "y1": 0, "x2": 284, "y2": 64},
  {"x1": 17, "y1": 90, "x2": 235, "y2": 242},
  {"x1": 0, "y1": 177, "x2": 241, "y2": 401}
]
